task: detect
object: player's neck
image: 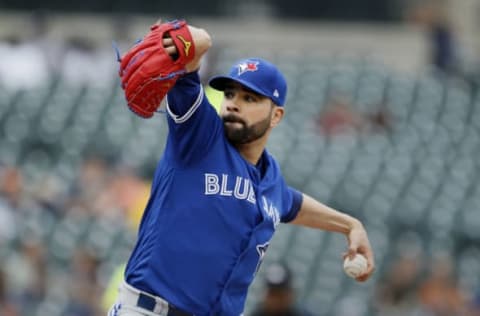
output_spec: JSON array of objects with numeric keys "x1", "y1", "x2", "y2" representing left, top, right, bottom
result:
[{"x1": 236, "y1": 137, "x2": 268, "y2": 166}]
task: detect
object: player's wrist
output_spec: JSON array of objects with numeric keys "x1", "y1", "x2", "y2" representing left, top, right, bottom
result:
[
  {"x1": 177, "y1": 70, "x2": 200, "y2": 81},
  {"x1": 185, "y1": 26, "x2": 211, "y2": 73},
  {"x1": 346, "y1": 217, "x2": 363, "y2": 234}
]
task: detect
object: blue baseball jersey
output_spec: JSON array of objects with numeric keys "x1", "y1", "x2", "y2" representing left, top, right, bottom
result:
[{"x1": 124, "y1": 71, "x2": 303, "y2": 316}]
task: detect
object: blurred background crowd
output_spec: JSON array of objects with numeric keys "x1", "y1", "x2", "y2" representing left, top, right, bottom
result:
[{"x1": 0, "y1": 0, "x2": 480, "y2": 315}]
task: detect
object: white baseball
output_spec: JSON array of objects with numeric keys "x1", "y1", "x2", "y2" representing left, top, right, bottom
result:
[{"x1": 343, "y1": 254, "x2": 368, "y2": 278}]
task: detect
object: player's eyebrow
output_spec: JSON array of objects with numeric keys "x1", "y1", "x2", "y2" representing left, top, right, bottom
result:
[{"x1": 224, "y1": 83, "x2": 265, "y2": 98}]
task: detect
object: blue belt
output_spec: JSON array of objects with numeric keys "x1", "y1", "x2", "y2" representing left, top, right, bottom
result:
[{"x1": 137, "y1": 292, "x2": 193, "y2": 316}]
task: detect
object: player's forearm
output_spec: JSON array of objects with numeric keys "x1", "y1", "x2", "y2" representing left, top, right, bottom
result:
[{"x1": 290, "y1": 193, "x2": 362, "y2": 234}]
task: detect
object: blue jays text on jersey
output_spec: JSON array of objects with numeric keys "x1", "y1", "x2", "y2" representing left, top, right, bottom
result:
[{"x1": 124, "y1": 71, "x2": 303, "y2": 316}]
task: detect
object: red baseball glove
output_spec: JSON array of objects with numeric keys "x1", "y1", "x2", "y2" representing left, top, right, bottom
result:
[{"x1": 117, "y1": 19, "x2": 195, "y2": 118}]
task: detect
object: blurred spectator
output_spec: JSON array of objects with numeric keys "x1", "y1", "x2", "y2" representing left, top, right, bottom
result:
[
  {"x1": 407, "y1": 1, "x2": 460, "y2": 75},
  {"x1": 0, "y1": 167, "x2": 22, "y2": 248},
  {"x1": 0, "y1": 199, "x2": 16, "y2": 245},
  {"x1": 418, "y1": 253, "x2": 468, "y2": 316},
  {"x1": 0, "y1": 269, "x2": 19, "y2": 316},
  {"x1": 374, "y1": 251, "x2": 426, "y2": 316},
  {"x1": 365, "y1": 104, "x2": 392, "y2": 133},
  {"x1": 30, "y1": 173, "x2": 67, "y2": 215},
  {"x1": 250, "y1": 262, "x2": 315, "y2": 316},
  {"x1": 3, "y1": 239, "x2": 47, "y2": 315},
  {"x1": 316, "y1": 94, "x2": 392, "y2": 135},
  {"x1": 429, "y1": 20, "x2": 457, "y2": 74},
  {"x1": 316, "y1": 95, "x2": 365, "y2": 135},
  {"x1": 90, "y1": 164, "x2": 150, "y2": 230},
  {"x1": 65, "y1": 248, "x2": 102, "y2": 316},
  {"x1": 469, "y1": 286, "x2": 480, "y2": 316},
  {"x1": 0, "y1": 167, "x2": 24, "y2": 209},
  {"x1": 68, "y1": 157, "x2": 110, "y2": 211}
]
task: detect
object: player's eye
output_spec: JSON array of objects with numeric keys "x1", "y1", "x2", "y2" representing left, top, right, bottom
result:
[
  {"x1": 244, "y1": 94, "x2": 257, "y2": 103},
  {"x1": 224, "y1": 90, "x2": 234, "y2": 99}
]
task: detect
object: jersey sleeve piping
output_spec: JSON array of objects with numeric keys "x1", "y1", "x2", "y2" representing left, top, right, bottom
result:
[{"x1": 166, "y1": 84, "x2": 204, "y2": 124}]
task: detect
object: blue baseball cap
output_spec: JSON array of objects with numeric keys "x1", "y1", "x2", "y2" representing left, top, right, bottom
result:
[{"x1": 208, "y1": 58, "x2": 287, "y2": 106}]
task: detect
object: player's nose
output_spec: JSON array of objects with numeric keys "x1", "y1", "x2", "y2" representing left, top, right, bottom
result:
[{"x1": 225, "y1": 98, "x2": 240, "y2": 113}]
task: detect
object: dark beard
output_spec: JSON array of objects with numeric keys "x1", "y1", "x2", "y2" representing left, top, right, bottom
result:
[{"x1": 222, "y1": 113, "x2": 271, "y2": 144}]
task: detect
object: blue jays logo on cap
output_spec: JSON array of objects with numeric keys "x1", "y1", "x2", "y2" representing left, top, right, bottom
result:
[
  {"x1": 209, "y1": 58, "x2": 288, "y2": 106},
  {"x1": 237, "y1": 61, "x2": 259, "y2": 75}
]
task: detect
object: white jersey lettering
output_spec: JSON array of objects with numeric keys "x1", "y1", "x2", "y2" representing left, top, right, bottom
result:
[
  {"x1": 233, "y1": 177, "x2": 250, "y2": 200},
  {"x1": 262, "y1": 196, "x2": 280, "y2": 227},
  {"x1": 204, "y1": 173, "x2": 256, "y2": 205},
  {"x1": 205, "y1": 173, "x2": 220, "y2": 194},
  {"x1": 220, "y1": 174, "x2": 233, "y2": 196}
]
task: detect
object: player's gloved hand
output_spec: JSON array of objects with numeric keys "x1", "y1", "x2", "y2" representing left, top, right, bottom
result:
[{"x1": 116, "y1": 19, "x2": 196, "y2": 118}]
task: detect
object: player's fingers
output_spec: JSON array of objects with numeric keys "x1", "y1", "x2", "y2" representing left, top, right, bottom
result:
[
  {"x1": 356, "y1": 262, "x2": 375, "y2": 282},
  {"x1": 342, "y1": 249, "x2": 356, "y2": 260},
  {"x1": 165, "y1": 45, "x2": 178, "y2": 56},
  {"x1": 346, "y1": 245, "x2": 358, "y2": 260},
  {"x1": 355, "y1": 273, "x2": 370, "y2": 282},
  {"x1": 163, "y1": 38, "x2": 174, "y2": 47},
  {"x1": 352, "y1": 259, "x2": 374, "y2": 282},
  {"x1": 364, "y1": 245, "x2": 375, "y2": 267},
  {"x1": 155, "y1": 18, "x2": 162, "y2": 25},
  {"x1": 359, "y1": 250, "x2": 375, "y2": 280},
  {"x1": 366, "y1": 256, "x2": 375, "y2": 276}
]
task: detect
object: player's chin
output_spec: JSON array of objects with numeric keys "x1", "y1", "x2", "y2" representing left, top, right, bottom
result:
[
  {"x1": 224, "y1": 123, "x2": 243, "y2": 135},
  {"x1": 224, "y1": 129, "x2": 248, "y2": 144}
]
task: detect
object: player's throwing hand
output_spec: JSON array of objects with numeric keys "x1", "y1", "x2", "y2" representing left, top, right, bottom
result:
[{"x1": 344, "y1": 220, "x2": 375, "y2": 282}]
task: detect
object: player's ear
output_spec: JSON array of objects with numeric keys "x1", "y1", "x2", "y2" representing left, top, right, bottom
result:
[{"x1": 270, "y1": 105, "x2": 284, "y2": 127}]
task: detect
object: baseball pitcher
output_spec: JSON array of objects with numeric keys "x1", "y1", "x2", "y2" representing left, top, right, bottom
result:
[{"x1": 109, "y1": 19, "x2": 375, "y2": 316}]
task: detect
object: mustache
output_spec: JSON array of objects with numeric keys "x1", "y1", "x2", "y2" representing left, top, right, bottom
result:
[{"x1": 222, "y1": 114, "x2": 245, "y2": 125}]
